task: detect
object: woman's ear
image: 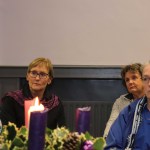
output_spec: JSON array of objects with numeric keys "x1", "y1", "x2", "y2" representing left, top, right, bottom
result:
[{"x1": 47, "y1": 78, "x2": 52, "y2": 85}]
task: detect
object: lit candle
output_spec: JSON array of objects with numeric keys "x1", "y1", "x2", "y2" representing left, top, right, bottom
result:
[
  {"x1": 76, "y1": 107, "x2": 91, "y2": 134},
  {"x1": 28, "y1": 97, "x2": 48, "y2": 150}
]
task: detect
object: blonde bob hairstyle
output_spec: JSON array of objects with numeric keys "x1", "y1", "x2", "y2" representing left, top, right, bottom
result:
[{"x1": 27, "y1": 57, "x2": 53, "y2": 78}]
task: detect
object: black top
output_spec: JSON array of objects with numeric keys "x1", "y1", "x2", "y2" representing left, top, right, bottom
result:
[{"x1": 0, "y1": 83, "x2": 66, "y2": 129}]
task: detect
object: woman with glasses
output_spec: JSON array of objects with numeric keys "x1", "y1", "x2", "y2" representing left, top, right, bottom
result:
[
  {"x1": 103, "y1": 63, "x2": 145, "y2": 138},
  {"x1": 0, "y1": 57, "x2": 66, "y2": 129},
  {"x1": 104, "y1": 62, "x2": 150, "y2": 149}
]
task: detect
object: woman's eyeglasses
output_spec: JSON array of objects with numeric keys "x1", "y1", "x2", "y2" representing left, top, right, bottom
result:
[{"x1": 29, "y1": 71, "x2": 49, "y2": 79}]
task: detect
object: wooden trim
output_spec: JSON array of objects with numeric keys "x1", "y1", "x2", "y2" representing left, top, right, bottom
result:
[{"x1": 0, "y1": 65, "x2": 122, "y2": 79}]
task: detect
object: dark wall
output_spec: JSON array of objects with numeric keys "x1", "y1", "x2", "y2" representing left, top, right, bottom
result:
[
  {"x1": 52, "y1": 78, "x2": 126, "y2": 101},
  {"x1": 20, "y1": 78, "x2": 126, "y2": 102}
]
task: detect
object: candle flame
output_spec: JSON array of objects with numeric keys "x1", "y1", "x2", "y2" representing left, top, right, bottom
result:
[
  {"x1": 32, "y1": 97, "x2": 44, "y2": 111},
  {"x1": 35, "y1": 97, "x2": 39, "y2": 106},
  {"x1": 28, "y1": 97, "x2": 44, "y2": 125}
]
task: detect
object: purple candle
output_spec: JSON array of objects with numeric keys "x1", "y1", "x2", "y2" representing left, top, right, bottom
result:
[
  {"x1": 76, "y1": 107, "x2": 91, "y2": 134},
  {"x1": 28, "y1": 109, "x2": 48, "y2": 150}
]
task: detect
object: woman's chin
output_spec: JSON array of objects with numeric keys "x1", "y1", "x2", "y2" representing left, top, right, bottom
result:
[{"x1": 32, "y1": 87, "x2": 43, "y2": 92}]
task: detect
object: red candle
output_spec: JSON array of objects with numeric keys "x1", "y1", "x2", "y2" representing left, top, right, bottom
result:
[{"x1": 24, "y1": 99, "x2": 35, "y2": 128}]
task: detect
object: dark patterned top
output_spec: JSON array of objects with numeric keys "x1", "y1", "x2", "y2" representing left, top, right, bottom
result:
[{"x1": 0, "y1": 83, "x2": 66, "y2": 129}]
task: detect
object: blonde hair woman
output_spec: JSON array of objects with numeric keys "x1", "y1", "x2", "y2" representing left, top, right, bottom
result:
[{"x1": 0, "y1": 57, "x2": 65, "y2": 129}]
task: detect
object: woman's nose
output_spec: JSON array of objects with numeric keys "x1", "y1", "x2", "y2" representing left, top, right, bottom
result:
[{"x1": 35, "y1": 75, "x2": 40, "y2": 79}]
